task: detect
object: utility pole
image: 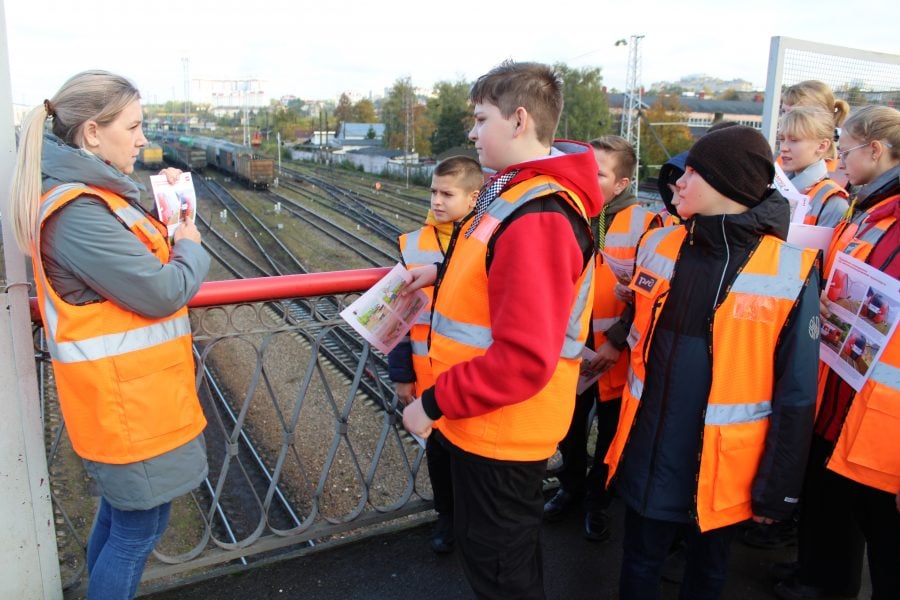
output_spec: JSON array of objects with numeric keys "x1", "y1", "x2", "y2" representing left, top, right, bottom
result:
[
  {"x1": 618, "y1": 34, "x2": 644, "y2": 192},
  {"x1": 181, "y1": 57, "x2": 190, "y2": 132}
]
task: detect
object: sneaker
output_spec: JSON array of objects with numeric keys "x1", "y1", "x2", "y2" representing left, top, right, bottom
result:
[
  {"x1": 583, "y1": 511, "x2": 611, "y2": 542},
  {"x1": 773, "y1": 578, "x2": 856, "y2": 600},
  {"x1": 742, "y1": 520, "x2": 797, "y2": 549},
  {"x1": 543, "y1": 488, "x2": 578, "y2": 522},
  {"x1": 429, "y1": 513, "x2": 454, "y2": 554}
]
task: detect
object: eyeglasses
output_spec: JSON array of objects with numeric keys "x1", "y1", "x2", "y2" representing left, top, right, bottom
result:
[{"x1": 837, "y1": 142, "x2": 868, "y2": 162}]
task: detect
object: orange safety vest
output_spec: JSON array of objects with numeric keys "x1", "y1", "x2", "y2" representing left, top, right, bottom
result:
[
  {"x1": 591, "y1": 204, "x2": 658, "y2": 401},
  {"x1": 398, "y1": 226, "x2": 444, "y2": 392},
  {"x1": 428, "y1": 175, "x2": 595, "y2": 461},
  {"x1": 33, "y1": 184, "x2": 207, "y2": 464},
  {"x1": 606, "y1": 226, "x2": 819, "y2": 531},
  {"x1": 802, "y1": 179, "x2": 848, "y2": 225},
  {"x1": 819, "y1": 194, "x2": 900, "y2": 493}
]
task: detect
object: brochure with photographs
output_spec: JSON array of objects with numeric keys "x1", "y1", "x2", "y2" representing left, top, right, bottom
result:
[
  {"x1": 150, "y1": 172, "x2": 197, "y2": 240},
  {"x1": 339, "y1": 264, "x2": 429, "y2": 355},
  {"x1": 820, "y1": 252, "x2": 899, "y2": 392}
]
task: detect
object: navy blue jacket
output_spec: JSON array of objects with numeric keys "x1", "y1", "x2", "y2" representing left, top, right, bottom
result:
[{"x1": 613, "y1": 191, "x2": 820, "y2": 524}]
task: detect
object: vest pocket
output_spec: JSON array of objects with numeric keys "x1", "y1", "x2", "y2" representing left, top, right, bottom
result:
[
  {"x1": 112, "y1": 341, "x2": 199, "y2": 443},
  {"x1": 711, "y1": 424, "x2": 766, "y2": 511},
  {"x1": 843, "y1": 389, "x2": 900, "y2": 476}
]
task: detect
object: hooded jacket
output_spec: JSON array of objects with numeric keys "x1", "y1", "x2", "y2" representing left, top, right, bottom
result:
[
  {"x1": 38, "y1": 134, "x2": 210, "y2": 510},
  {"x1": 420, "y1": 141, "x2": 602, "y2": 460},
  {"x1": 607, "y1": 190, "x2": 820, "y2": 528}
]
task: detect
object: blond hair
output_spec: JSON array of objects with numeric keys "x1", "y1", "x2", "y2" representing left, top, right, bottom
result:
[
  {"x1": 8, "y1": 70, "x2": 140, "y2": 254},
  {"x1": 783, "y1": 80, "x2": 850, "y2": 127},
  {"x1": 778, "y1": 106, "x2": 837, "y2": 159},
  {"x1": 841, "y1": 105, "x2": 900, "y2": 162},
  {"x1": 469, "y1": 61, "x2": 563, "y2": 146}
]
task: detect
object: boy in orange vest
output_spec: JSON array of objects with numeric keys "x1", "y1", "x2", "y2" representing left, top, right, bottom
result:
[
  {"x1": 402, "y1": 60, "x2": 602, "y2": 599},
  {"x1": 544, "y1": 136, "x2": 659, "y2": 544},
  {"x1": 388, "y1": 155, "x2": 482, "y2": 554},
  {"x1": 604, "y1": 126, "x2": 820, "y2": 599}
]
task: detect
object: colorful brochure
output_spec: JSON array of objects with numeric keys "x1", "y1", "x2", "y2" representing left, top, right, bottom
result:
[
  {"x1": 339, "y1": 264, "x2": 429, "y2": 355},
  {"x1": 820, "y1": 252, "x2": 899, "y2": 392},
  {"x1": 150, "y1": 172, "x2": 197, "y2": 240}
]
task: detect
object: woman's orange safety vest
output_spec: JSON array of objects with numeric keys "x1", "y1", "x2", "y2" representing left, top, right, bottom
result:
[
  {"x1": 606, "y1": 226, "x2": 819, "y2": 531},
  {"x1": 428, "y1": 175, "x2": 595, "y2": 461},
  {"x1": 803, "y1": 179, "x2": 848, "y2": 225},
  {"x1": 820, "y1": 194, "x2": 900, "y2": 494},
  {"x1": 398, "y1": 226, "x2": 444, "y2": 392},
  {"x1": 32, "y1": 184, "x2": 207, "y2": 464},
  {"x1": 591, "y1": 204, "x2": 658, "y2": 401}
]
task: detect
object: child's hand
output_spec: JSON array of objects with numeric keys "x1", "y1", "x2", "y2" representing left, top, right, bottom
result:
[
  {"x1": 394, "y1": 382, "x2": 415, "y2": 406},
  {"x1": 401, "y1": 264, "x2": 438, "y2": 295},
  {"x1": 590, "y1": 341, "x2": 621, "y2": 374},
  {"x1": 614, "y1": 283, "x2": 634, "y2": 304},
  {"x1": 402, "y1": 398, "x2": 434, "y2": 439}
]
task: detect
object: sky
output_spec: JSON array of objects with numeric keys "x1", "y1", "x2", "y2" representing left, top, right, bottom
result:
[{"x1": 3, "y1": 0, "x2": 898, "y2": 108}]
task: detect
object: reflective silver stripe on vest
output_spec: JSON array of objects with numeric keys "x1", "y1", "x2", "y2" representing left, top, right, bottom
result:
[
  {"x1": 593, "y1": 317, "x2": 620, "y2": 333},
  {"x1": 401, "y1": 229, "x2": 444, "y2": 266},
  {"x1": 416, "y1": 310, "x2": 432, "y2": 325},
  {"x1": 729, "y1": 243, "x2": 806, "y2": 301},
  {"x1": 857, "y1": 223, "x2": 890, "y2": 246},
  {"x1": 636, "y1": 227, "x2": 678, "y2": 280},
  {"x1": 561, "y1": 261, "x2": 594, "y2": 359},
  {"x1": 627, "y1": 368, "x2": 643, "y2": 399},
  {"x1": 870, "y1": 360, "x2": 900, "y2": 390},
  {"x1": 485, "y1": 180, "x2": 568, "y2": 223},
  {"x1": 705, "y1": 400, "x2": 772, "y2": 425},
  {"x1": 627, "y1": 323, "x2": 641, "y2": 349},
  {"x1": 808, "y1": 182, "x2": 838, "y2": 216},
  {"x1": 431, "y1": 311, "x2": 493, "y2": 349},
  {"x1": 47, "y1": 315, "x2": 192, "y2": 363},
  {"x1": 604, "y1": 206, "x2": 651, "y2": 248},
  {"x1": 411, "y1": 339, "x2": 429, "y2": 357}
]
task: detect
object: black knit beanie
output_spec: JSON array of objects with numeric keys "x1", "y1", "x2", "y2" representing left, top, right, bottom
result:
[{"x1": 685, "y1": 125, "x2": 775, "y2": 208}]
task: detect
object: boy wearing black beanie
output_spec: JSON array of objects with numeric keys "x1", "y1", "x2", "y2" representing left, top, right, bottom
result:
[{"x1": 605, "y1": 126, "x2": 822, "y2": 598}]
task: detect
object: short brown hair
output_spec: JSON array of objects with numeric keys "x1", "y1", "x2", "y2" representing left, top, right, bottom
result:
[
  {"x1": 588, "y1": 135, "x2": 636, "y2": 181},
  {"x1": 433, "y1": 155, "x2": 484, "y2": 193},
  {"x1": 469, "y1": 61, "x2": 563, "y2": 145}
]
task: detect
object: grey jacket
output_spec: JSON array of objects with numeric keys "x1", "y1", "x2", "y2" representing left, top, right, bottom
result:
[{"x1": 40, "y1": 134, "x2": 210, "y2": 510}]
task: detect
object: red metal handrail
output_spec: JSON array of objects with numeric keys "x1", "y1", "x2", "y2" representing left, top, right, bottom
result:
[{"x1": 30, "y1": 268, "x2": 392, "y2": 323}]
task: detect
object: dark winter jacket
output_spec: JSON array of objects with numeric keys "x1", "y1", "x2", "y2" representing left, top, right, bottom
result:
[{"x1": 613, "y1": 190, "x2": 820, "y2": 524}]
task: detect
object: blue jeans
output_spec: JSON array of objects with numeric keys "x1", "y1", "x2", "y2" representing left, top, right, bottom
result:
[
  {"x1": 620, "y1": 507, "x2": 737, "y2": 600},
  {"x1": 86, "y1": 498, "x2": 172, "y2": 600}
]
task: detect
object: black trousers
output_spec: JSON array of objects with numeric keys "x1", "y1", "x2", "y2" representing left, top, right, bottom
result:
[
  {"x1": 426, "y1": 430, "x2": 453, "y2": 515},
  {"x1": 447, "y1": 439, "x2": 547, "y2": 600},
  {"x1": 557, "y1": 384, "x2": 620, "y2": 512},
  {"x1": 798, "y1": 434, "x2": 900, "y2": 598},
  {"x1": 620, "y1": 507, "x2": 737, "y2": 600}
]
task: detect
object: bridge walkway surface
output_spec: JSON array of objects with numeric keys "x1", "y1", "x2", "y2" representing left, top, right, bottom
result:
[{"x1": 143, "y1": 493, "x2": 863, "y2": 600}]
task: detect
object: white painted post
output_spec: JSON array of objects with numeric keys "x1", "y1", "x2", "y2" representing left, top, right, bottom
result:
[{"x1": 0, "y1": 0, "x2": 64, "y2": 597}]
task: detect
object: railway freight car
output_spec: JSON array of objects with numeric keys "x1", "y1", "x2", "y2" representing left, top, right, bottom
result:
[
  {"x1": 196, "y1": 137, "x2": 274, "y2": 189},
  {"x1": 136, "y1": 143, "x2": 164, "y2": 169},
  {"x1": 159, "y1": 133, "x2": 208, "y2": 171}
]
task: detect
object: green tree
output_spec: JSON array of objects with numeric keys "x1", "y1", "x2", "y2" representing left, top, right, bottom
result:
[
  {"x1": 554, "y1": 63, "x2": 611, "y2": 143},
  {"x1": 334, "y1": 93, "x2": 354, "y2": 135},
  {"x1": 718, "y1": 88, "x2": 740, "y2": 101},
  {"x1": 639, "y1": 94, "x2": 694, "y2": 173},
  {"x1": 382, "y1": 77, "x2": 434, "y2": 156},
  {"x1": 352, "y1": 98, "x2": 377, "y2": 122},
  {"x1": 426, "y1": 79, "x2": 472, "y2": 156}
]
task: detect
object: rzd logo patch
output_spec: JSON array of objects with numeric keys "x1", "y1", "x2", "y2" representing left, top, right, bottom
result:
[{"x1": 633, "y1": 270, "x2": 659, "y2": 294}]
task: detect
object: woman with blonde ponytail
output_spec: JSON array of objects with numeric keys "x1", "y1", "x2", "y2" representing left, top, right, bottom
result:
[
  {"x1": 781, "y1": 80, "x2": 852, "y2": 185},
  {"x1": 9, "y1": 70, "x2": 210, "y2": 600}
]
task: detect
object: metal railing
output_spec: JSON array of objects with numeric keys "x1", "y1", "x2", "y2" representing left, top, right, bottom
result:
[{"x1": 39, "y1": 270, "x2": 438, "y2": 596}]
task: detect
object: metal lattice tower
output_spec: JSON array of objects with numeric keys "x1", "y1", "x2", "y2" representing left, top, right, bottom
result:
[{"x1": 619, "y1": 34, "x2": 644, "y2": 191}]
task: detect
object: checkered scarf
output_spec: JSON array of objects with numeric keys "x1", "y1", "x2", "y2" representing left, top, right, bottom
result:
[{"x1": 465, "y1": 169, "x2": 519, "y2": 237}]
